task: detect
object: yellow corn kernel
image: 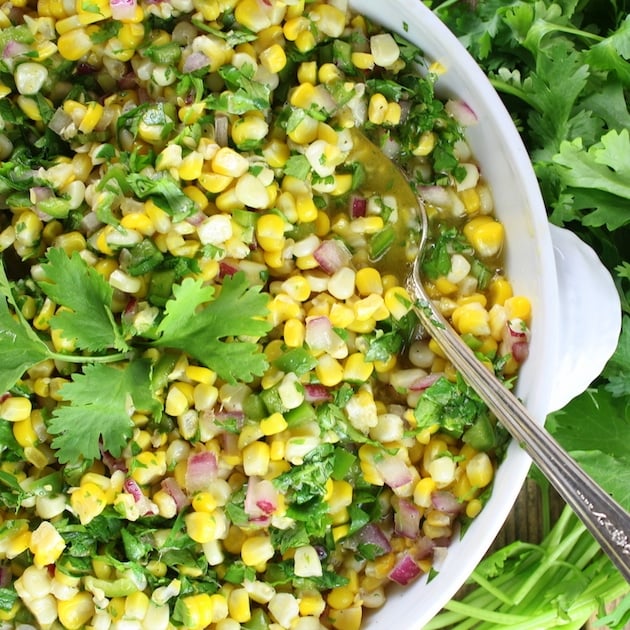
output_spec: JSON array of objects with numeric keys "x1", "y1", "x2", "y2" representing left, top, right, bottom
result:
[
  {"x1": 179, "y1": 151, "x2": 204, "y2": 181},
  {"x1": 53, "y1": 230, "x2": 87, "y2": 255},
  {"x1": 351, "y1": 51, "x2": 374, "y2": 70},
  {"x1": 242, "y1": 441, "x2": 270, "y2": 477},
  {"x1": 283, "y1": 15, "x2": 309, "y2": 40},
  {"x1": 504, "y1": 295, "x2": 531, "y2": 321},
  {"x1": 434, "y1": 276, "x2": 458, "y2": 296},
  {"x1": 0, "y1": 396, "x2": 32, "y2": 423},
  {"x1": 327, "y1": 586, "x2": 355, "y2": 610},
  {"x1": 57, "y1": 591, "x2": 95, "y2": 630},
  {"x1": 125, "y1": 591, "x2": 150, "y2": 621},
  {"x1": 329, "y1": 606, "x2": 363, "y2": 630},
  {"x1": 212, "y1": 146, "x2": 249, "y2": 177},
  {"x1": 460, "y1": 187, "x2": 481, "y2": 214},
  {"x1": 368, "y1": 93, "x2": 388, "y2": 125},
  {"x1": 263, "y1": 138, "x2": 290, "y2": 168},
  {"x1": 57, "y1": 27, "x2": 93, "y2": 60},
  {"x1": 488, "y1": 276, "x2": 513, "y2": 306},
  {"x1": 192, "y1": 491, "x2": 217, "y2": 514},
  {"x1": 241, "y1": 535, "x2": 275, "y2": 567},
  {"x1": 256, "y1": 213, "x2": 285, "y2": 252},
  {"x1": 355, "y1": 267, "x2": 383, "y2": 296},
  {"x1": 315, "y1": 354, "x2": 344, "y2": 387},
  {"x1": 327, "y1": 480, "x2": 353, "y2": 514},
  {"x1": 165, "y1": 383, "x2": 191, "y2": 417},
  {"x1": 260, "y1": 43, "x2": 287, "y2": 74},
  {"x1": 451, "y1": 302, "x2": 491, "y2": 336},
  {"x1": 228, "y1": 588, "x2": 251, "y2": 623},
  {"x1": 383, "y1": 102, "x2": 402, "y2": 125},
  {"x1": 413, "y1": 131, "x2": 436, "y2": 157},
  {"x1": 30, "y1": 521, "x2": 66, "y2": 567},
  {"x1": 178, "y1": 593, "x2": 214, "y2": 629},
  {"x1": 231, "y1": 114, "x2": 269, "y2": 149},
  {"x1": 463, "y1": 216, "x2": 504, "y2": 258},
  {"x1": 343, "y1": 352, "x2": 374, "y2": 383},
  {"x1": 384, "y1": 286, "x2": 411, "y2": 319},
  {"x1": 131, "y1": 450, "x2": 167, "y2": 486},
  {"x1": 287, "y1": 115, "x2": 319, "y2": 144},
  {"x1": 413, "y1": 477, "x2": 436, "y2": 508},
  {"x1": 466, "y1": 498, "x2": 483, "y2": 518},
  {"x1": 260, "y1": 412, "x2": 288, "y2": 436},
  {"x1": 13, "y1": 416, "x2": 38, "y2": 448},
  {"x1": 185, "y1": 510, "x2": 221, "y2": 544},
  {"x1": 466, "y1": 452, "x2": 494, "y2": 488},
  {"x1": 282, "y1": 275, "x2": 311, "y2": 302},
  {"x1": 119, "y1": 212, "x2": 154, "y2": 236},
  {"x1": 71, "y1": 482, "x2": 107, "y2": 524}
]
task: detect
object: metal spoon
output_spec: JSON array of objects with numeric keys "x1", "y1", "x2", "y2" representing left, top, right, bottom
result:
[{"x1": 349, "y1": 129, "x2": 630, "y2": 582}]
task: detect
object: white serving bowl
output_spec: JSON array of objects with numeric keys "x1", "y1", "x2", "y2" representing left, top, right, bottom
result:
[{"x1": 348, "y1": 1, "x2": 622, "y2": 627}]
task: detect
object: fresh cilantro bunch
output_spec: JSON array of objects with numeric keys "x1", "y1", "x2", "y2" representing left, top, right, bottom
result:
[
  {"x1": 0, "y1": 248, "x2": 271, "y2": 464},
  {"x1": 428, "y1": 0, "x2": 630, "y2": 626}
]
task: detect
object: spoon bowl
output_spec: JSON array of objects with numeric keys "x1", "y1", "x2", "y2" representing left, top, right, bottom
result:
[{"x1": 349, "y1": 128, "x2": 630, "y2": 582}]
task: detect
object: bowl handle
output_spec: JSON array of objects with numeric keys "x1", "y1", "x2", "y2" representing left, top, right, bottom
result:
[{"x1": 547, "y1": 224, "x2": 621, "y2": 412}]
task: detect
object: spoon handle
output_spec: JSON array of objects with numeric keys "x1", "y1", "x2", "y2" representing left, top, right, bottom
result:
[{"x1": 408, "y1": 271, "x2": 630, "y2": 583}]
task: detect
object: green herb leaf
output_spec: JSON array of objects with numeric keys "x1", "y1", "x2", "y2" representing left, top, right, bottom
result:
[
  {"x1": 48, "y1": 360, "x2": 157, "y2": 464},
  {"x1": 154, "y1": 272, "x2": 271, "y2": 383},
  {"x1": 38, "y1": 248, "x2": 128, "y2": 353}
]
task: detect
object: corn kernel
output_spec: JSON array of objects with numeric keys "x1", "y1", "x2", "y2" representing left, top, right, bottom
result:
[{"x1": 241, "y1": 535, "x2": 275, "y2": 567}]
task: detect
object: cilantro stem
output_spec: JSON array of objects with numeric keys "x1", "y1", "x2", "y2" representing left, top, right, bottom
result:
[
  {"x1": 488, "y1": 79, "x2": 540, "y2": 110},
  {"x1": 47, "y1": 351, "x2": 130, "y2": 364}
]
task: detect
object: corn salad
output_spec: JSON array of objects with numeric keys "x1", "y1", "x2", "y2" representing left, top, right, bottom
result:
[{"x1": 0, "y1": 0, "x2": 532, "y2": 629}]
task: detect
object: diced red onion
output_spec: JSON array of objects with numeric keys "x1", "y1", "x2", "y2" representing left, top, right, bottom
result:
[
  {"x1": 101, "y1": 450, "x2": 127, "y2": 473},
  {"x1": 512, "y1": 341, "x2": 530, "y2": 363},
  {"x1": 355, "y1": 523, "x2": 391, "y2": 555},
  {"x1": 110, "y1": 0, "x2": 137, "y2": 21},
  {"x1": 0, "y1": 566, "x2": 10, "y2": 588},
  {"x1": 182, "y1": 51, "x2": 210, "y2": 74},
  {"x1": 502, "y1": 319, "x2": 530, "y2": 363},
  {"x1": 214, "y1": 114, "x2": 229, "y2": 147},
  {"x1": 445, "y1": 99, "x2": 478, "y2": 126},
  {"x1": 186, "y1": 211, "x2": 206, "y2": 226},
  {"x1": 123, "y1": 477, "x2": 144, "y2": 502},
  {"x1": 185, "y1": 451, "x2": 218, "y2": 494},
  {"x1": 411, "y1": 536, "x2": 435, "y2": 560},
  {"x1": 244, "y1": 476, "x2": 278, "y2": 525},
  {"x1": 312, "y1": 239, "x2": 352, "y2": 275},
  {"x1": 161, "y1": 477, "x2": 190, "y2": 510},
  {"x1": 118, "y1": 71, "x2": 137, "y2": 90},
  {"x1": 350, "y1": 196, "x2": 367, "y2": 218},
  {"x1": 3, "y1": 40, "x2": 29, "y2": 59},
  {"x1": 219, "y1": 260, "x2": 239, "y2": 278},
  {"x1": 393, "y1": 498, "x2": 421, "y2": 539},
  {"x1": 374, "y1": 454, "x2": 413, "y2": 490},
  {"x1": 303, "y1": 383, "x2": 332, "y2": 403},
  {"x1": 123, "y1": 478, "x2": 156, "y2": 515},
  {"x1": 388, "y1": 553, "x2": 422, "y2": 585},
  {"x1": 431, "y1": 490, "x2": 462, "y2": 515},
  {"x1": 409, "y1": 373, "x2": 443, "y2": 392}
]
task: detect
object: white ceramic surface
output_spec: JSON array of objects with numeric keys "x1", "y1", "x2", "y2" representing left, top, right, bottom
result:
[{"x1": 346, "y1": 1, "x2": 622, "y2": 627}]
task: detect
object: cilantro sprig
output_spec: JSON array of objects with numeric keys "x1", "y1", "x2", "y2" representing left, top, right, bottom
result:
[{"x1": 0, "y1": 249, "x2": 272, "y2": 463}]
